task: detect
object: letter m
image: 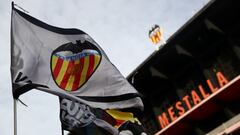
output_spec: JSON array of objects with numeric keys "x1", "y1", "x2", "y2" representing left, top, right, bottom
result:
[{"x1": 158, "y1": 112, "x2": 170, "y2": 129}]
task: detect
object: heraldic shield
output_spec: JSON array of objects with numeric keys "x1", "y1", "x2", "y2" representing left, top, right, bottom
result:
[{"x1": 51, "y1": 40, "x2": 102, "y2": 91}]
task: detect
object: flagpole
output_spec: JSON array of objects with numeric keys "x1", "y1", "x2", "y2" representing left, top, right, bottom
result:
[
  {"x1": 14, "y1": 99, "x2": 17, "y2": 135},
  {"x1": 61, "y1": 126, "x2": 64, "y2": 135},
  {"x1": 11, "y1": 2, "x2": 17, "y2": 134}
]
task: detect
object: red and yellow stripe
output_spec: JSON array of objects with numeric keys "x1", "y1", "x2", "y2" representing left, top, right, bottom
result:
[
  {"x1": 106, "y1": 109, "x2": 141, "y2": 128},
  {"x1": 51, "y1": 54, "x2": 101, "y2": 91},
  {"x1": 150, "y1": 29, "x2": 162, "y2": 44}
]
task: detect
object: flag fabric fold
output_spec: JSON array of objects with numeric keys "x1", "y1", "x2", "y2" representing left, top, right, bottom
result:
[{"x1": 11, "y1": 5, "x2": 143, "y2": 110}]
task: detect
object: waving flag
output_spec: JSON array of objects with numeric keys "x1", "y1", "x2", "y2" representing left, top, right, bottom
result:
[
  {"x1": 11, "y1": 4, "x2": 143, "y2": 110},
  {"x1": 59, "y1": 98, "x2": 147, "y2": 135}
]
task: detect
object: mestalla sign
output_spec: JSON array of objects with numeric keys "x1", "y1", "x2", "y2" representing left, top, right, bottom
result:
[{"x1": 158, "y1": 71, "x2": 229, "y2": 129}]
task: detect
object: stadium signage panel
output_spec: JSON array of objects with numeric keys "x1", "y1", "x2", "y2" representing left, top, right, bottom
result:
[{"x1": 158, "y1": 71, "x2": 229, "y2": 129}]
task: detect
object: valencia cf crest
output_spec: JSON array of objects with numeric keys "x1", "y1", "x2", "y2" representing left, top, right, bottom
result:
[{"x1": 51, "y1": 40, "x2": 102, "y2": 91}]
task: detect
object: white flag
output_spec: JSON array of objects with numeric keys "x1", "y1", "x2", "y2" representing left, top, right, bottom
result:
[{"x1": 11, "y1": 5, "x2": 143, "y2": 110}]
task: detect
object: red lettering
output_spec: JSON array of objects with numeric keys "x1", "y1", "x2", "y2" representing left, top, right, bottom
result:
[
  {"x1": 182, "y1": 95, "x2": 192, "y2": 110},
  {"x1": 168, "y1": 106, "x2": 177, "y2": 122},
  {"x1": 175, "y1": 101, "x2": 185, "y2": 116},
  {"x1": 191, "y1": 90, "x2": 202, "y2": 105},
  {"x1": 198, "y1": 84, "x2": 210, "y2": 99},
  {"x1": 207, "y1": 79, "x2": 218, "y2": 93},
  {"x1": 216, "y1": 72, "x2": 229, "y2": 87},
  {"x1": 158, "y1": 71, "x2": 229, "y2": 130},
  {"x1": 158, "y1": 112, "x2": 170, "y2": 129}
]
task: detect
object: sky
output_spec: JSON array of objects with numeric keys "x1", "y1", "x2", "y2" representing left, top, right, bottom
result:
[{"x1": 0, "y1": 0, "x2": 209, "y2": 134}]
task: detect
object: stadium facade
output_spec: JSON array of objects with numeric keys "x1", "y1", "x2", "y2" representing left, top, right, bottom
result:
[{"x1": 127, "y1": 0, "x2": 240, "y2": 134}]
